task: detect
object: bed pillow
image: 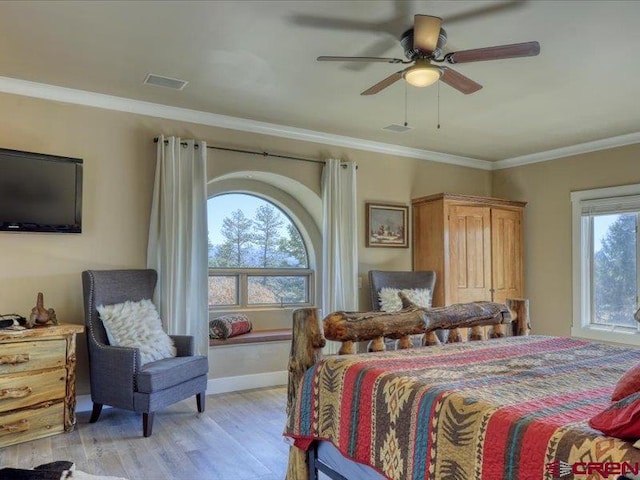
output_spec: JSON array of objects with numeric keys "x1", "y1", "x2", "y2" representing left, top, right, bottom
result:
[
  {"x1": 378, "y1": 287, "x2": 432, "y2": 312},
  {"x1": 612, "y1": 363, "x2": 640, "y2": 401},
  {"x1": 209, "y1": 313, "x2": 252, "y2": 339},
  {"x1": 97, "y1": 299, "x2": 176, "y2": 366},
  {"x1": 589, "y1": 391, "x2": 640, "y2": 439}
]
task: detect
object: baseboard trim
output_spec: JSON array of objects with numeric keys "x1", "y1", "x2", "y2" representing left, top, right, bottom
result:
[
  {"x1": 206, "y1": 371, "x2": 288, "y2": 395},
  {"x1": 74, "y1": 371, "x2": 287, "y2": 412},
  {"x1": 76, "y1": 394, "x2": 98, "y2": 413}
]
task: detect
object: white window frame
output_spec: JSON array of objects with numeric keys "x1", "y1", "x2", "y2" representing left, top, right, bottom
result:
[
  {"x1": 207, "y1": 189, "x2": 316, "y2": 311},
  {"x1": 209, "y1": 267, "x2": 315, "y2": 309},
  {"x1": 572, "y1": 183, "x2": 640, "y2": 345}
]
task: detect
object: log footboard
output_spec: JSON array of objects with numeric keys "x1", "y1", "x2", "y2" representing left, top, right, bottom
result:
[{"x1": 286, "y1": 308, "x2": 326, "y2": 480}]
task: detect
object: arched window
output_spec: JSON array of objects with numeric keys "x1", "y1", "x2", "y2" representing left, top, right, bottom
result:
[{"x1": 208, "y1": 193, "x2": 313, "y2": 308}]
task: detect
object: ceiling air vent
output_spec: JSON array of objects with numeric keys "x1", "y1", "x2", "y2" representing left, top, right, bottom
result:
[
  {"x1": 382, "y1": 123, "x2": 412, "y2": 133},
  {"x1": 143, "y1": 73, "x2": 188, "y2": 90}
]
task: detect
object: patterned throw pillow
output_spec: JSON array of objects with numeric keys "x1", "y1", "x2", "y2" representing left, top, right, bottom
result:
[
  {"x1": 209, "y1": 314, "x2": 252, "y2": 339},
  {"x1": 97, "y1": 299, "x2": 176, "y2": 366},
  {"x1": 612, "y1": 363, "x2": 640, "y2": 401},
  {"x1": 378, "y1": 287, "x2": 432, "y2": 312},
  {"x1": 589, "y1": 391, "x2": 640, "y2": 439}
]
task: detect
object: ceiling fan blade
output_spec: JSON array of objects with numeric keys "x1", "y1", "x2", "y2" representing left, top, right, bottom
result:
[
  {"x1": 290, "y1": 15, "x2": 392, "y2": 34},
  {"x1": 290, "y1": 0, "x2": 413, "y2": 37},
  {"x1": 318, "y1": 56, "x2": 404, "y2": 64},
  {"x1": 361, "y1": 71, "x2": 404, "y2": 96},
  {"x1": 341, "y1": 37, "x2": 402, "y2": 71},
  {"x1": 413, "y1": 14, "x2": 443, "y2": 54},
  {"x1": 445, "y1": 0, "x2": 526, "y2": 25},
  {"x1": 445, "y1": 41, "x2": 540, "y2": 64},
  {"x1": 440, "y1": 67, "x2": 482, "y2": 94}
]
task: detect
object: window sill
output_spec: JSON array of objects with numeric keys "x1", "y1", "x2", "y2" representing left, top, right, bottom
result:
[
  {"x1": 209, "y1": 328, "x2": 292, "y2": 347},
  {"x1": 571, "y1": 325, "x2": 640, "y2": 347},
  {"x1": 209, "y1": 305, "x2": 313, "y2": 313}
]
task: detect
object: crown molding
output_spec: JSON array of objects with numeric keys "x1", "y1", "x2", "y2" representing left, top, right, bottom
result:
[
  {"x1": 2, "y1": 76, "x2": 637, "y2": 171},
  {"x1": 493, "y1": 131, "x2": 640, "y2": 170},
  {"x1": 0, "y1": 76, "x2": 492, "y2": 171}
]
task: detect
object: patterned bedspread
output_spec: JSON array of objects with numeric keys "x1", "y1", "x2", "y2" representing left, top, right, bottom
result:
[{"x1": 285, "y1": 336, "x2": 640, "y2": 480}]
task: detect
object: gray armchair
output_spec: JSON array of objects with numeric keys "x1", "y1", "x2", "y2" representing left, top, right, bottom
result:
[
  {"x1": 368, "y1": 270, "x2": 443, "y2": 345},
  {"x1": 82, "y1": 269, "x2": 208, "y2": 437},
  {"x1": 368, "y1": 270, "x2": 436, "y2": 311}
]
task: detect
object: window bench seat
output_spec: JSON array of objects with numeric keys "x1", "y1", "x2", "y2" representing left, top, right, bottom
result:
[{"x1": 209, "y1": 328, "x2": 292, "y2": 347}]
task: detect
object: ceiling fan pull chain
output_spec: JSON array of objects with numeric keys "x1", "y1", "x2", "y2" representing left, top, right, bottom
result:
[
  {"x1": 437, "y1": 81, "x2": 441, "y2": 130},
  {"x1": 404, "y1": 81, "x2": 408, "y2": 127}
]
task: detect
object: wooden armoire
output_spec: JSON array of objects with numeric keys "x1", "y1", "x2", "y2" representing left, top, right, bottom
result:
[{"x1": 412, "y1": 193, "x2": 526, "y2": 308}]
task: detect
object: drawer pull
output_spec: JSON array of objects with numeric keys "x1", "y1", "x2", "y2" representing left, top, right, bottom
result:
[
  {"x1": 0, "y1": 386, "x2": 32, "y2": 400},
  {"x1": 0, "y1": 354, "x2": 30, "y2": 365},
  {"x1": 0, "y1": 419, "x2": 29, "y2": 437}
]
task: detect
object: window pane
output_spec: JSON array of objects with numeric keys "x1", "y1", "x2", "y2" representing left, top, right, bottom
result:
[
  {"x1": 208, "y1": 193, "x2": 308, "y2": 268},
  {"x1": 593, "y1": 213, "x2": 637, "y2": 327},
  {"x1": 208, "y1": 275, "x2": 238, "y2": 306},
  {"x1": 248, "y1": 276, "x2": 308, "y2": 304}
]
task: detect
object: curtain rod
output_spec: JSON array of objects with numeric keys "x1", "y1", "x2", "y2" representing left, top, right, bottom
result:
[{"x1": 152, "y1": 137, "x2": 325, "y2": 165}]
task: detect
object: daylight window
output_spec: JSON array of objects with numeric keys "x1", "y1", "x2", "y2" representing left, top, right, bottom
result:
[
  {"x1": 207, "y1": 193, "x2": 312, "y2": 308},
  {"x1": 572, "y1": 185, "x2": 640, "y2": 345}
]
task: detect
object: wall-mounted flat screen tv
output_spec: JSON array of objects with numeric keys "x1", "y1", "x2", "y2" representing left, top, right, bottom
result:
[{"x1": 0, "y1": 147, "x2": 83, "y2": 233}]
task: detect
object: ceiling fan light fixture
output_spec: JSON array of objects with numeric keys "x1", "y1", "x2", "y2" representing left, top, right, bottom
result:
[{"x1": 404, "y1": 64, "x2": 442, "y2": 88}]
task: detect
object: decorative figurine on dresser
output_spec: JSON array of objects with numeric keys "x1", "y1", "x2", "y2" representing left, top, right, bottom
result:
[
  {"x1": 28, "y1": 292, "x2": 59, "y2": 328},
  {"x1": 0, "y1": 304, "x2": 83, "y2": 447}
]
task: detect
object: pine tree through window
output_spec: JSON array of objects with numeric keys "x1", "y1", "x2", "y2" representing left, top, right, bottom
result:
[
  {"x1": 592, "y1": 213, "x2": 637, "y2": 327},
  {"x1": 207, "y1": 193, "x2": 312, "y2": 308}
]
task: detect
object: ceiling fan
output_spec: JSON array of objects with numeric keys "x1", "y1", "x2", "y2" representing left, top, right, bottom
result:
[{"x1": 317, "y1": 14, "x2": 540, "y2": 95}]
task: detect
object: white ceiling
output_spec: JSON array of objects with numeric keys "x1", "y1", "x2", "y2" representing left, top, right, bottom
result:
[{"x1": 0, "y1": 0, "x2": 639, "y2": 162}]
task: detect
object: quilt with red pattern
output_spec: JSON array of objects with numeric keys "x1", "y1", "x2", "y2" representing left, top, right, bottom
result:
[{"x1": 285, "y1": 336, "x2": 640, "y2": 480}]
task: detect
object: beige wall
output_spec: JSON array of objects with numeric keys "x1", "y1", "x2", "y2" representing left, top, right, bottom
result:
[
  {"x1": 11, "y1": 89, "x2": 635, "y2": 389},
  {"x1": 355, "y1": 153, "x2": 491, "y2": 309},
  {"x1": 493, "y1": 144, "x2": 640, "y2": 337},
  {"x1": 16, "y1": 86, "x2": 634, "y2": 389},
  {"x1": 0, "y1": 92, "x2": 492, "y2": 392}
]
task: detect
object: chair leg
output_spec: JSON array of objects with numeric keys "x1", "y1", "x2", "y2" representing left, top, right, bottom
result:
[
  {"x1": 89, "y1": 403, "x2": 103, "y2": 423},
  {"x1": 143, "y1": 412, "x2": 154, "y2": 437},
  {"x1": 196, "y1": 392, "x2": 205, "y2": 413}
]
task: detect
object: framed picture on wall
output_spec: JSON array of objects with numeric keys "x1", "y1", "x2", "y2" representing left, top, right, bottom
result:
[{"x1": 365, "y1": 203, "x2": 409, "y2": 248}]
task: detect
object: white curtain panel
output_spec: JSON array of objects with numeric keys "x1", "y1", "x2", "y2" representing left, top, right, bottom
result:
[
  {"x1": 322, "y1": 158, "x2": 358, "y2": 354},
  {"x1": 147, "y1": 135, "x2": 209, "y2": 356}
]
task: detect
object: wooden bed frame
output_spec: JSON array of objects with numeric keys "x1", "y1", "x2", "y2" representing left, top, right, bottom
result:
[{"x1": 285, "y1": 298, "x2": 530, "y2": 480}]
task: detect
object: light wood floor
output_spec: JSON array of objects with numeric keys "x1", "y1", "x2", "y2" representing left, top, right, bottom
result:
[{"x1": 0, "y1": 387, "x2": 289, "y2": 479}]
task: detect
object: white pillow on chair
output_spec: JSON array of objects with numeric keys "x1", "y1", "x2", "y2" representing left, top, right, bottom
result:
[
  {"x1": 378, "y1": 287, "x2": 432, "y2": 312},
  {"x1": 97, "y1": 299, "x2": 176, "y2": 366}
]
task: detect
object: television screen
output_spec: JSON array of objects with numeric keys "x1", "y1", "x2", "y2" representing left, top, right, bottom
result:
[{"x1": 0, "y1": 148, "x2": 83, "y2": 233}]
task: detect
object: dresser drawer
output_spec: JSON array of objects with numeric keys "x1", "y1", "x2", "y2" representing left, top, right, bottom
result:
[
  {"x1": 0, "y1": 339, "x2": 66, "y2": 375},
  {"x1": 0, "y1": 400, "x2": 64, "y2": 448},
  {"x1": 0, "y1": 367, "x2": 66, "y2": 413}
]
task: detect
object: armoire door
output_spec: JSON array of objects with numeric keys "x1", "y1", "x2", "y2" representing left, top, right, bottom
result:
[
  {"x1": 491, "y1": 208, "x2": 523, "y2": 304},
  {"x1": 448, "y1": 205, "x2": 492, "y2": 303}
]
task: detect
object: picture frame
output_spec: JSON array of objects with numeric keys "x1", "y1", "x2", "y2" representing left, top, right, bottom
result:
[{"x1": 365, "y1": 203, "x2": 409, "y2": 248}]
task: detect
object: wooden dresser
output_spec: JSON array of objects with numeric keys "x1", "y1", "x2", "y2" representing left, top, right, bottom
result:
[
  {"x1": 412, "y1": 193, "x2": 526, "y2": 307},
  {"x1": 0, "y1": 324, "x2": 84, "y2": 448}
]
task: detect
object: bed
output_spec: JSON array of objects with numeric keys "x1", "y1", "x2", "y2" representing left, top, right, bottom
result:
[{"x1": 283, "y1": 305, "x2": 640, "y2": 480}]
